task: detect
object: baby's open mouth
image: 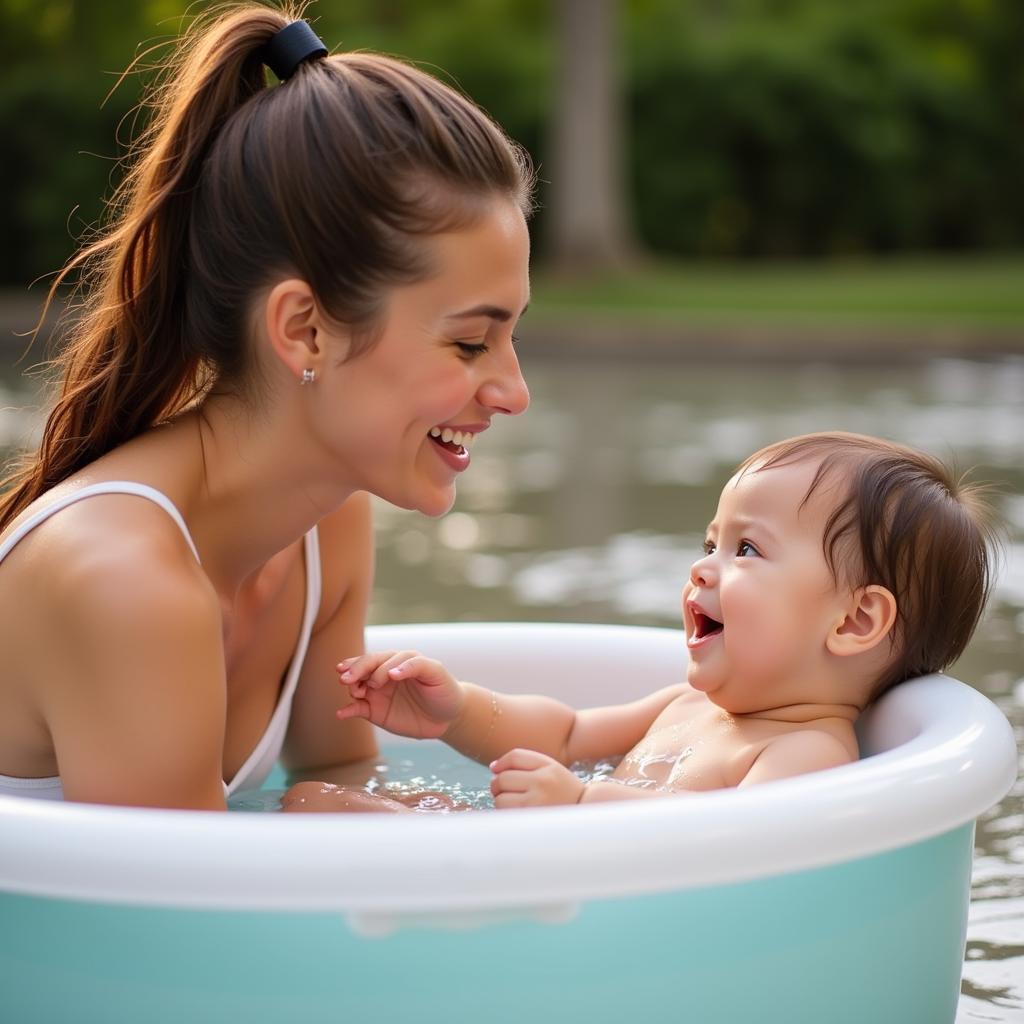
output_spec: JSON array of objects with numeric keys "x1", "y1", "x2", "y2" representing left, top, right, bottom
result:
[
  {"x1": 693, "y1": 611, "x2": 724, "y2": 640},
  {"x1": 429, "y1": 426, "x2": 476, "y2": 455}
]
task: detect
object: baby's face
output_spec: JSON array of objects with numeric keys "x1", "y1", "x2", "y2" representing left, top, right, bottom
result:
[{"x1": 682, "y1": 458, "x2": 848, "y2": 713}]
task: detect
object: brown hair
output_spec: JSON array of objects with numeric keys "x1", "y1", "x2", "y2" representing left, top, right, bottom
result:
[
  {"x1": 0, "y1": 2, "x2": 534, "y2": 531},
  {"x1": 738, "y1": 431, "x2": 999, "y2": 697}
]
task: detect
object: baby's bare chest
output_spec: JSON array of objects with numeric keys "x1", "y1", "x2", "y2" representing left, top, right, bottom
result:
[{"x1": 612, "y1": 704, "x2": 768, "y2": 792}]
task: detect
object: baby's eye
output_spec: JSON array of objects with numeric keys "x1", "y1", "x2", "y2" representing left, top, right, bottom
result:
[
  {"x1": 702, "y1": 539, "x2": 716, "y2": 555},
  {"x1": 737, "y1": 540, "x2": 760, "y2": 557}
]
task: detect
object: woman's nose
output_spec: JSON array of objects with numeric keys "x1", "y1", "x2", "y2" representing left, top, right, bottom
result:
[{"x1": 479, "y1": 347, "x2": 530, "y2": 416}]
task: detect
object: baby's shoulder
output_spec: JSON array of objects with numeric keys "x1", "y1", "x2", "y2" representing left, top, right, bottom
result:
[
  {"x1": 666, "y1": 683, "x2": 708, "y2": 712},
  {"x1": 644, "y1": 684, "x2": 708, "y2": 729},
  {"x1": 754, "y1": 724, "x2": 858, "y2": 775}
]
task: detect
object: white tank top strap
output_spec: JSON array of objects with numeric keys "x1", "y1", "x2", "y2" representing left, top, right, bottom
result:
[
  {"x1": 223, "y1": 525, "x2": 322, "y2": 797},
  {"x1": 0, "y1": 481, "x2": 200, "y2": 565}
]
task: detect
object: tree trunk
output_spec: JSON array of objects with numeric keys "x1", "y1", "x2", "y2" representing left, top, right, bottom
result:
[{"x1": 546, "y1": 0, "x2": 638, "y2": 274}]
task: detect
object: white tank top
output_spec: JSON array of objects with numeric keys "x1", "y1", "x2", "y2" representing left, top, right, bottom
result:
[{"x1": 0, "y1": 482, "x2": 321, "y2": 801}]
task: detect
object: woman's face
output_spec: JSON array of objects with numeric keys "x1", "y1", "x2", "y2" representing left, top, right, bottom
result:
[{"x1": 315, "y1": 199, "x2": 531, "y2": 516}]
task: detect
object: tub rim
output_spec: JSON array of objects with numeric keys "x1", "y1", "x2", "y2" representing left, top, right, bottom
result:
[{"x1": 0, "y1": 621, "x2": 1015, "y2": 913}]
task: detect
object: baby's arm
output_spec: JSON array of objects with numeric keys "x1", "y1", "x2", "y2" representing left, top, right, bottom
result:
[
  {"x1": 487, "y1": 686, "x2": 688, "y2": 809},
  {"x1": 336, "y1": 651, "x2": 579, "y2": 759},
  {"x1": 563, "y1": 685, "x2": 687, "y2": 762},
  {"x1": 738, "y1": 731, "x2": 854, "y2": 788},
  {"x1": 338, "y1": 650, "x2": 686, "y2": 768},
  {"x1": 444, "y1": 682, "x2": 686, "y2": 767},
  {"x1": 490, "y1": 749, "x2": 676, "y2": 808}
]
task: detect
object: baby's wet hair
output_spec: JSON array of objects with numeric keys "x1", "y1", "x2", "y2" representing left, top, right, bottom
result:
[{"x1": 737, "y1": 432, "x2": 1000, "y2": 698}]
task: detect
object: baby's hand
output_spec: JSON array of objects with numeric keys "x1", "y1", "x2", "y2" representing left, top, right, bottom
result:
[
  {"x1": 489, "y1": 748, "x2": 585, "y2": 808},
  {"x1": 336, "y1": 650, "x2": 463, "y2": 739}
]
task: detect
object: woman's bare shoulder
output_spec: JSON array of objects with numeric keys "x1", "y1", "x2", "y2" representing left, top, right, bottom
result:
[
  {"x1": 0, "y1": 491, "x2": 228, "y2": 807},
  {"x1": 8, "y1": 490, "x2": 214, "y2": 621}
]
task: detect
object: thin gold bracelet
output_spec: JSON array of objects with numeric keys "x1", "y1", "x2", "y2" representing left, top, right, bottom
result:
[{"x1": 475, "y1": 689, "x2": 501, "y2": 762}]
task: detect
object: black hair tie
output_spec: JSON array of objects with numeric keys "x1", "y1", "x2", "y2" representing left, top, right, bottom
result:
[{"x1": 262, "y1": 21, "x2": 328, "y2": 81}]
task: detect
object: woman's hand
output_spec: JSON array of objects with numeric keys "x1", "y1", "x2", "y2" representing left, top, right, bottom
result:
[
  {"x1": 336, "y1": 650, "x2": 464, "y2": 739},
  {"x1": 281, "y1": 780, "x2": 412, "y2": 813},
  {"x1": 280, "y1": 780, "x2": 468, "y2": 813},
  {"x1": 489, "y1": 748, "x2": 585, "y2": 808}
]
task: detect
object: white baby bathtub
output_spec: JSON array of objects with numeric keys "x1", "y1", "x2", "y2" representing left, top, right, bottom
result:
[{"x1": 0, "y1": 622, "x2": 1016, "y2": 1024}]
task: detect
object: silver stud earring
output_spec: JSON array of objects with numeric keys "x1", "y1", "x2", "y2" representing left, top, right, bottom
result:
[{"x1": 301, "y1": 368, "x2": 316, "y2": 385}]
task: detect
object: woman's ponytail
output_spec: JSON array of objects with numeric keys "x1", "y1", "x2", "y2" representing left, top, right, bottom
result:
[
  {"x1": 2, "y1": 2, "x2": 533, "y2": 532},
  {"x1": 0, "y1": 5, "x2": 297, "y2": 529}
]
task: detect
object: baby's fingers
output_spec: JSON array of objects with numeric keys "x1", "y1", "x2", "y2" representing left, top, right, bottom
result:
[
  {"x1": 489, "y1": 748, "x2": 550, "y2": 773},
  {"x1": 337, "y1": 651, "x2": 397, "y2": 683},
  {"x1": 338, "y1": 650, "x2": 420, "y2": 688},
  {"x1": 336, "y1": 698, "x2": 371, "y2": 722},
  {"x1": 385, "y1": 654, "x2": 447, "y2": 687},
  {"x1": 493, "y1": 791, "x2": 531, "y2": 810},
  {"x1": 366, "y1": 650, "x2": 424, "y2": 689},
  {"x1": 490, "y1": 768, "x2": 536, "y2": 798}
]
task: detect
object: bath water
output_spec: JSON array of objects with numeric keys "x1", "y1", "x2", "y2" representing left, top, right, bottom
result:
[{"x1": 227, "y1": 742, "x2": 628, "y2": 813}]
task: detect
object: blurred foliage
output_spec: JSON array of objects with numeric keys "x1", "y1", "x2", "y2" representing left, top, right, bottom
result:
[
  {"x1": 628, "y1": 0, "x2": 1024, "y2": 256},
  {"x1": 0, "y1": 0, "x2": 1021, "y2": 284}
]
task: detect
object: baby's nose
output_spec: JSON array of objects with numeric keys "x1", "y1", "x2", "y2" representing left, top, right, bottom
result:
[{"x1": 689, "y1": 554, "x2": 716, "y2": 588}]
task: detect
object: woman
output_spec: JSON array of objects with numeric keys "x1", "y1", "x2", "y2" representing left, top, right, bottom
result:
[{"x1": 0, "y1": 5, "x2": 533, "y2": 809}]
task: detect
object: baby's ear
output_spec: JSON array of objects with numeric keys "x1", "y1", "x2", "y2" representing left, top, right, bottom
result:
[{"x1": 826, "y1": 585, "x2": 897, "y2": 658}]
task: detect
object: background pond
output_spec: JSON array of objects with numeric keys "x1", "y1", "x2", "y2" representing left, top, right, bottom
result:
[{"x1": 2, "y1": 350, "x2": 1022, "y2": 1020}]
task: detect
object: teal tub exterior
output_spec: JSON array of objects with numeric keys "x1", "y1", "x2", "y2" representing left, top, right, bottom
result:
[{"x1": 0, "y1": 624, "x2": 1015, "y2": 1024}]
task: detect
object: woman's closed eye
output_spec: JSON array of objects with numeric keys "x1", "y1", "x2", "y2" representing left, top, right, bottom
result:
[
  {"x1": 454, "y1": 340, "x2": 489, "y2": 358},
  {"x1": 455, "y1": 330, "x2": 522, "y2": 359}
]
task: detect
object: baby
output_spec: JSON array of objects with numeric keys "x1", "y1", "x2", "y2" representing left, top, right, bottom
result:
[{"x1": 283, "y1": 431, "x2": 996, "y2": 811}]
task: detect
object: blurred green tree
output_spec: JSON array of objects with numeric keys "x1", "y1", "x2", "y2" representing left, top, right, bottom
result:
[
  {"x1": 545, "y1": 0, "x2": 639, "y2": 272},
  {"x1": 0, "y1": 0, "x2": 1021, "y2": 286}
]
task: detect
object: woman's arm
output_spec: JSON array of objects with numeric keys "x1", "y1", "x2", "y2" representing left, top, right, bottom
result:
[
  {"x1": 45, "y1": 537, "x2": 229, "y2": 809},
  {"x1": 282, "y1": 492, "x2": 379, "y2": 780}
]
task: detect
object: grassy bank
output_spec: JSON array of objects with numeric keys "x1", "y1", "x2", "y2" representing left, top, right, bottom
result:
[
  {"x1": 521, "y1": 254, "x2": 1024, "y2": 360},
  {"x1": 529, "y1": 254, "x2": 1024, "y2": 325},
  {"x1": 3, "y1": 254, "x2": 1023, "y2": 360}
]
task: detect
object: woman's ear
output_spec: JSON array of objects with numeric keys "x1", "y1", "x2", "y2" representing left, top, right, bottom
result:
[
  {"x1": 826, "y1": 585, "x2": 898, "y2": 658},
  {"x1": 263, "y1": 279, "x2": 342, "y2": 382}
]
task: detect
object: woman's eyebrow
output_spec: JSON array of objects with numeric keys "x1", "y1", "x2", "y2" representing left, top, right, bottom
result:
[{"x1": 446, "y1": 302, "x2": 530, "y2": 322}]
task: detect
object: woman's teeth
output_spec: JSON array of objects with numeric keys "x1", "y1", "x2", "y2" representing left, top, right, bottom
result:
[{"x1": 429, "y1": 427, "x2": 476, "y2": 448}]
